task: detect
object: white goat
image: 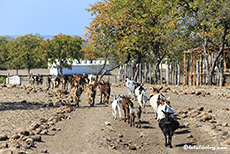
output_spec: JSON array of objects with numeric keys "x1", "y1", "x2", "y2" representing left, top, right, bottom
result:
[
  {"x1": 135, "y1": 85, "x2": 148, "y2": 113},
  {"x1": 157, "y1": 101, "x2": 174, "y2": 121},
  {"x1": 149, "y1": 87, "x2": 166, "y2": 119},
  {"x1": 111, "y1": 95, "x2": 122, "y2": 120},
  {"x1": 125, "y1": 78, "x2": 140, "y2": 100}
]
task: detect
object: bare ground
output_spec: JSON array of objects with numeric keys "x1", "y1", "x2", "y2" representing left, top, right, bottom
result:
[{"x1": 0, "y1": 69, "x2": 230, "y2": 154}]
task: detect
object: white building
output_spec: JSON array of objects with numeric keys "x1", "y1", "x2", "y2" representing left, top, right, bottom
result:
[{"x1": 49, "y1": 58, "x2": 114, "y2": 76}]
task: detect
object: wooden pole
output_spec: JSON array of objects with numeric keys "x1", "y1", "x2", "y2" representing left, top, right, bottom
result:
[
  {"x1": 166, "y1": 61, "x2": 169, "y2": 85},
  {"x1": 184, "y1": 53, "x2": 187, "y2": 85},
  {"x1": 149, "y1": 63, "x2": 151, "y2": 84},
  {"x1": 177, "y1": 62, "x2": 180, "y2": 85}
]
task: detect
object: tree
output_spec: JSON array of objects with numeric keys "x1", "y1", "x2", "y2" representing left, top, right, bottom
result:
[
  {"x1": 7, "y1": 34, "x2": 45, "y2": 75},
  {"x1": 42, "y1": 33, "x2": 83, "y2": 75},
  {"x1": 84, "y1": 0, "x2": 182, "y2": 83},
  {"x1": 0, "y1": 36, "x2": 9, "y2": 69},
  {"x1": 180, "y1": 0, "x2": 230, "y2": 85}
]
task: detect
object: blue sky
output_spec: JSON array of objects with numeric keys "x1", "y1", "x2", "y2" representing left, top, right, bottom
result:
[{"x1": 0, "y1": 0, "x2": 99, "y2": 37}]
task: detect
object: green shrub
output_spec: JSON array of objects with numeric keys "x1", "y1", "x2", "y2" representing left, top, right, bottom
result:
[{"x1": 0, "y1": 76, "x2": 6, "y2": 84}]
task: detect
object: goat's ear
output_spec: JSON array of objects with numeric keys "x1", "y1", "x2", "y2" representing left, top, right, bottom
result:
[
  {"x1": 118, "y1": 94, "x2": 120, "y2": 98},
  {"x1": 159, "y1": 86, "x2": 163, "y2": 91},
  {"x1": 111, "y1": 94, "x2": 114, "y2": 97}
]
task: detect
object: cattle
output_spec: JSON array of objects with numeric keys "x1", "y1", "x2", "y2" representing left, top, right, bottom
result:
[
  {"x1": 85, "y1": 84, "x2": 96, "y2": 107},
  {"x1": 98, "y1": 80, "x2": 111, "y2": 104},
  {"x1": 159, "y1": 111, "x2": 179, "y2": 148}
]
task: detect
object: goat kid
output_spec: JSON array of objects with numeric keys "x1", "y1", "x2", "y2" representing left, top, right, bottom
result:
[
  {"x1": 98, "y1": 80, "x2": 111, "y2": 104},
  {"x1": 111, "y1": 95, "x2": 122, "y2": 120},
  {"x1": 128, "y1": 102, "x2": 142, "y2": 128},
  {"x1": 135, "y1": 85, "x2": 148, "y2": 113},
  {"x1": 159, "y1": 111, "x2": 179, "y2": 148},
  {"x1": 125, "y1": 78, "x2": 140, "y2": 100},
  {"x1": 121, "y1": 97, "x2": 133, "y2": 124},
  {"x1": 85, "y1": 84, "x2": 96, "y2": 107},
  {"x1": 71, "y1": 84, "x2": 83, "y2": 107}
]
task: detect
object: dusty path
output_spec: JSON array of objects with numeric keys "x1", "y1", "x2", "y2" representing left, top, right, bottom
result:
[
  {"x1": 0, "y1": 80, "x2": 230, "y2": 154},
  {"x1": 29, "y1": 85, "x2": 229, "y2": 154}
]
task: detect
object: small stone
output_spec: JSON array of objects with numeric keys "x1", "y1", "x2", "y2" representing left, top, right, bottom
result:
[
  {"x1": 105, "y1": 122, "x2": 111, "y2": 126},
  {"x1": 210, "y1": 124, "x2": 216, "y2": 130},
  {"x1": 1, "y1": 143, "x2": 8, "y2": 148},
  {"x1": 0, "y1": 134, "x2": 8, "y2": 141},
  {"x1": 0, "y1": 149, "x2": 13, "y2": 154},
  {"x1": 184, "y1": 122, "x2": 190, "y2": 127},
  {"x1": 30, "y1": 135, "x2": 42, "y2": 142},
  {"x1": 118, "y1": 134, "x2": 123, "y2": 138},
  {"x1": 129, "y1": 146, "x2": 137, "y2": 150},
  {"x1": 41, "y1": 149, "x2": 48, "y2": 153},
  {"x1": 200, "y1": 114, "x2": 212, "y2": 121},
  {"x1": 187, "y1": 134, "x2": 193, "y2": 138},
  {"x1": 222, "y1": 108, "x2": 229, "y2": 111},
  {"x1": 223, "y1": 139, "x2": 230, "y2": 145},
  {"x1": 208, "y1": 109, "x2": 212, "y2": 113},
  {"x1": 222, "y1": 123, "x2": 228, "y2": 127}
]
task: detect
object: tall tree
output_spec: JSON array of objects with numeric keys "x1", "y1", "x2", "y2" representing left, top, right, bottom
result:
[
  {"x1": 180, "y1": 0, "x2": 230, "y2": 85},
  {"x1": 43, "y1": 33, "x2": 83, "y2": 75},
  {"x1": 7, "y1": 34, "x2": 45, "y2": 75},
  {"x1": 0, "y1": 36, "x2": 9, "y2": 69},
  {"x1": 84, "y1": 0, "x2": 181, "y2": 83}
]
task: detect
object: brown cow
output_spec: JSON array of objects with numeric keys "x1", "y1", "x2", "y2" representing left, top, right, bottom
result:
[
  {"x1": 98, "y1": 80, "x2": 111, "y2": 104},
  {"x1": 85, "y1": 84, "x2": 96, "y2": 107}
]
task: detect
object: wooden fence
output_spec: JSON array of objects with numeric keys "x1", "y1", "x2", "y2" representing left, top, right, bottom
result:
[{"x1": 118, "y1": 62, "x2": 182, "y2": 85}]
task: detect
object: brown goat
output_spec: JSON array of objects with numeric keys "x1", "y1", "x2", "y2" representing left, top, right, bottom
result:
[
  {"x1": 85, "y1": 84, "x2": 96, "y2": 107},
  {"x1": 98, "y1": 81, "x2": 111, "y2": 104},
  {"x1": 60, "y1": 75, "x2": 69, "y2": 90},
  {"x1": 121, "y1": 97, "x2": 133, "y2": 124},
  {"x1": 71, "y1": 84, "x2": 83, "y2": 107}
]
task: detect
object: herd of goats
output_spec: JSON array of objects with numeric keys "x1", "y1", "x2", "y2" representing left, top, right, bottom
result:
[{"x1": 29, "y1": 74, "x2": 180, "y2": 148}]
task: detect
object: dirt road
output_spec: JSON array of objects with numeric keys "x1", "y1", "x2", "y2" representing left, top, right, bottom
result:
[{"x1": 0, "y1": 79, "x2": 230, "y2": 154}]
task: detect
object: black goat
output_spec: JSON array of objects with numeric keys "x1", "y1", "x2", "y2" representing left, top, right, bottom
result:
[{"x1": 158, "y1": 111, "x2": 179, "y2": 148}]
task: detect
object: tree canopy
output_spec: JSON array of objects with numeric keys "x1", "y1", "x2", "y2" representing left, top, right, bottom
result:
[{"x1": 42, "y1": 33, "x2": 83, "y2": 75}]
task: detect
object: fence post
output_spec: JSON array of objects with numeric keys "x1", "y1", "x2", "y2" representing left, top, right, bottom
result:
[
  {"x1": 220, "y1": 58, "x2": 224, "y2": 87},
  {"x1": 144, "y1": 62, "x2": 147, "y2": 83},
  {"x1": 196, "y1": 60, "x2": 200, "y2": 86},
  {"x1": 166, "y1": 61, "x2": 169, "y2": 85},
  {"x1": 177, "y1": 62, "x2": 180, "y2": 85},
  {"x1": 138, "y1": 63, "x2": 142, "y2": 83},
  {"x1": 149, "y1": 63, "x2": 151, "y2": 84}
]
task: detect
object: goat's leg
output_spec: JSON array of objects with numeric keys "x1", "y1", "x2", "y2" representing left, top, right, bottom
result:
[
  {"x1": 169, "y1": 133, "x2": 173, "y2": 148},
  {"x1": 100, "y1": 94, "x2": 103, "y2": 104},
  {"x1": 164, "y1": 133, "x2": 168, "y2": 147},
  {"x1": 118, "y1": 107, "x2": 122, "y2": 121},
  {"x1": 127, "y1": 111, "x2": 130, "y2": 124},
  {"x1": 123, "y1": 109, "x2": 126, "y2": 122},
  {"x1": 133, "y1": 116, "x2": 136, "y2": 127},
  {"x1": 130, "y1": 116, "x2": 132, "y2": 127},
  {"x1": 113, "y1": 108, "x2": 117, "y2": 120}
]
